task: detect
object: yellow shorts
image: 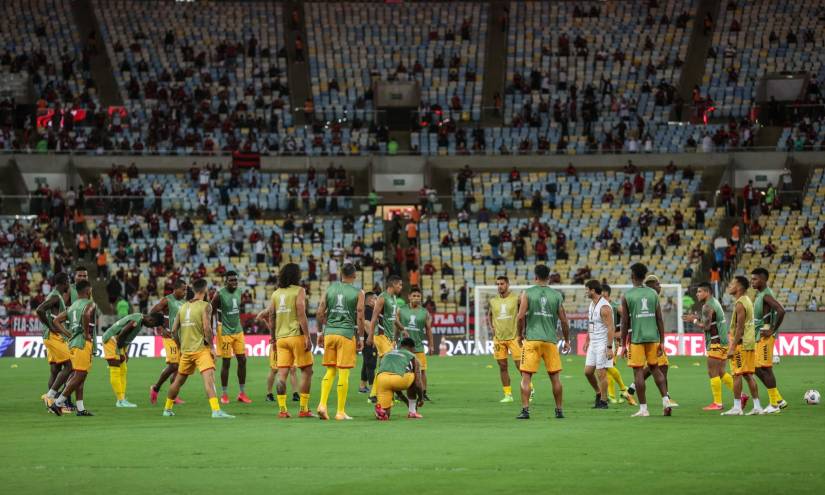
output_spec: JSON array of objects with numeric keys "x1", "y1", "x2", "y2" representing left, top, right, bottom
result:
[
  {"x1": 374, "y1": 334, "x2": 395, "y2": 357},
  {"x1": 178, "y1": 348, "x2": 215, "y2": 375},
  {"x1": 163, "y1": 337, "x2": 180, "y2": 364},
  {"x1": 103, "y1": 339, "x2": 127, "y2": 362},
  {"x1": 520, "y1": 340, "x2": 562, "y2": 374},
  {"x1": 628, "y1": 342, "x2": 662, "y2": 368},
  {"x1": 756, "y1": 335, "x2": 775, "y2": 368},
  {"x1": 44, "y1": 333, "x2": 71, "y2": 364},
  {"x1": 731, "y1": 346, "x2": 756, "y2": 376},
  {"x1": 657, "y1": 352, "x2": 670, "y2": 367},
  {"x1": 269, "y1": 344, "x2": 277, "y2": 370},
  {"x1": 415, "y1": 352, "x2": 428, "y2": 371},
  {"x1": 493, "y1": 338, "x2": 522, "y2": 361},
  {"x1": 375, "y1": 372, "x2": 415, "y2": 409},
  {"x1": 707, "y1": 343, "x2": 729, "y2": 361},
  {"x1": 218, "y1": 332, "x2": 246, "y2": 358},
  {"x1": 322, "y1": 334, "x2": 357, "y2": 368},
  {"x1": 276, "y1": 335, "x2": 313, "y2": 369},
  {"x1": 70, "y1": 341, "x2": 94, "y2": 372}
]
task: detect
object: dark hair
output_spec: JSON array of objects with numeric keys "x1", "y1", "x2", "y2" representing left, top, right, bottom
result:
[
  {"x1": 630, "y1": 262, "x2": 648, "y2": 281},
  {"x1": 496, "y1": 275, "x2": 509, "y2": 283},
  {"x1": 365, "y1": 291, "x2": 375, "y2": 299},
  {"x1": 601, "y1": 283, "x2": 611, "y2": 295},
  {"x1": 534, "y1": 264, "x2": 550, "y2": 280},
  {"x1": 225, "y1": 271, "x2": 238, "y2": 279},
  {"x1": 146, "y1": 312, "x2": 164, "y2": 326},
  {"x1": 279, "y1": 263, "x2": 302, "y2": 288},
  {"x1": 409, "y1": 286, "x2": 422, "y2": 294},
  {"x1": 387, "y1": 275, "x2": 402, "y2": 286},
  {"x1": 585, "y1": 280, "x2": 602, "y2": 293},
  {"x1": 734, "y1": 275, "x2": 750, "y2": 290},
  {"x1": 74, "y1": 265, "x2": 88, "y2": 273},
  {"x1": 698, "y1": 282, "x2": 712, "y2": 291},
  {"x1": 192, "y1": 278, "x2": 208, "y2": 292},
  {"x1": 54, "y1": 272, "x2": 69, "y2": 285},
  {"x1": 341, "y1": 263, "x2": 356, "y2": 277},
  {"x1": 399, "y1": 337, "x2": 415, "y2": 349},
  {"x1": 173, "y1": 278, "x2": 187, "y2": 289},
  {"x1": 751, "y1": 267, "x2": 769, "y2": 279},
  {"x1": 75, "y1": 280, "x2": 91, "y2": 292}
]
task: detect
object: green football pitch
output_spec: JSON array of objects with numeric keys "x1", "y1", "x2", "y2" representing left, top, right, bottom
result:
[{"x1": 1, "y1": 355, "x2": 823, "y2": 494}]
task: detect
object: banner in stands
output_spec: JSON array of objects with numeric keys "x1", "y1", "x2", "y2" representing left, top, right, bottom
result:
[
  {"x1": 1, "y1": 315, "x2": 44, "y2": 336},
  {"x1": 232, "y1": 150, "x2": 261, "y2": 169}
]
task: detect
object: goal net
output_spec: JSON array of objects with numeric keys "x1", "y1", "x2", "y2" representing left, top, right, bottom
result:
[{"x1": 471, "y1": 284, "x2": 685, "y2": 356}]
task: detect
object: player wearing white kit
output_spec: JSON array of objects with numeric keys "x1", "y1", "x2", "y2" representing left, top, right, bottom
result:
[{"x1": 583, "y1": 280, "x2": 615, "y2": 409}]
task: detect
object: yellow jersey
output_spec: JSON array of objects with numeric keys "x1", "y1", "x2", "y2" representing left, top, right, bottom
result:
[
  {"x1": 272, "y1": 285, "x2": 302, "y2": 338},
  {"x1": 178, "y1": 300, "x2": 210, "y2": 353},
  {"x1": 489, "y1": 293, "x2": 519, "y2": 341},
  {"x1": 729, "y1": 295, "x2": 756, "y2": 351}
]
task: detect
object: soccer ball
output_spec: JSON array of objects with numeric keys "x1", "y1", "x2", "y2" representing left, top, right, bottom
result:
[
  {"x1": 804, "y1": 390, "x2": 821, "y2": 405},
  {"x1": 772, "y1": 354, "x2": 780, "y2": 365}
]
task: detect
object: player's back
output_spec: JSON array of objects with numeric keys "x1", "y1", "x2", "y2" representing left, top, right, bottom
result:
[
  {"x1": 624, "y1": 286, "x2": 659, "y2": 343},
  {"x1": 67, "y1": 297, "x2": 94, "y2": 349},
  {"x1": 378, "y1": 349, "x2": 416, "y2": 376},
  {"x1": 179, "y1": 300, "x2": 209, "y2": 353},
  {"x1": 272, "y1": 285, "x2": 301, "y2": 338},
  {"x1": 524, "y1": 285, "x2": 562, "y2": 342},
  {"x1": 706, "y1": 296, "x2": 729, "y2": 346},
  {"x1": 325, "y1": 281, "x2": 359, "y2": 336}
]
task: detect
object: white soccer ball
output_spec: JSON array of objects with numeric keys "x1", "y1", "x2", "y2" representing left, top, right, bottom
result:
[
  {"x1": 772, "y1": 354, "x2": 780, "y2": 365},
  {"x1": 804, "y1": 390, "x2": 821, "y2": 405}
]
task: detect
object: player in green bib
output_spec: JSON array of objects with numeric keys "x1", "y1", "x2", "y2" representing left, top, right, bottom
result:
[
  {"x1": 35, "y1": 273, "x2": 73, "y2": 408},
  {"x1": 48, "y1": 280, "x2": 97, "y2": 416},
  {"x1": 684, "y1": 282, "x2": 734, "y2": 410},
  {"x1": 373, "y1": 337, "x2": 425, "y2": 420},
  {"x1": 395, "y1": 287, "x2": 433, "y2": 400},
  {"x1": 515, "y1": 265, "x2": 571, "y2": 420},
  {"x1": 210, "y1": 271, "x2": 250, "y2": 404},
  {"x1": 69, "y1": 266, "x2": 89, "y2": 304},
  {"x1": 750, "y1": 268, "x2": 788, "y2": 412},
  {"x1": 315, "y1": 263, "x2": 365, "y2": 420},
  {"x1": 619, "y1": 263, "x2": 674, "y2": 417},
  {"x1": 149, "y1": 279, "x2": 188, "y2": 404},
  {"x1": 367, "y1": 275, "x2": 403, "y2": 401},
  {"x1": 102, "y1": 311, "x2": 163, "y2": 408},
  {"x1": 723, "y1": 276, "x2": 763, "y2": 416}
]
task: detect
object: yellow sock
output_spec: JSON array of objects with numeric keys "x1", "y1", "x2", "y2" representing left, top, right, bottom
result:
[
  {"x1": 336, "y1": 368, "x2": 350, "y2": 415},
  {"x1": 710, "y1": 377, "x2": 722, "y2": 404},
  {"x1": 767, "y1": 388, "x2": 779, "y2": 406},
  {"x1": 208, "y1": 397, "x2": 220, "y2": 412},
  {"x1": 722, "y1": 373, "x2": 734, "y2": 390},
  {"x1": 606, "y1": 367, "x2": 627, "y2": 392},
  {"x1": 109, "y1": 367, "x2": 124, "y2": 400},
  {"x1": 503, "y1": 385, "x2": 512, "y2": 396},
  {"x1": 607, "y1": 373, "x2": 617, "y2": 400},
  {"x1": 299, "y1": 393, "x2": 310, "y2": 413},
  {"x1": 319, "y1": 368, "x2": 336, "y2": 409},
  {"x1": 277, "y1": 394, "x2": 288, "y2": 413},
  {"x1": 164, "y1": 398, "x2": 174, "y2": 410},
  {"x1": 772, "y1": 387, "x2": 783, "y2": 403},
  {"x1": 120, "y1": 363, "x2": 128, "y2": 397}
]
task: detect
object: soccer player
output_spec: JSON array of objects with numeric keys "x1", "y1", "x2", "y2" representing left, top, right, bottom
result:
[
  {"x1": 102, "y1": 311, "x2": 163, "y2": 407},
  {"x1": 261, "y1": 263, "x2": 314, "y2": 418},
  {"x1": 69, "y1": 265, "x2": 89, "y2": 303},
  {"x1": 488, "y1": 275, "x2": 532, "y2": 403},
  {"x1": 48, "y1": 280, "x2": 96, "y2": 416},
  {"x1": 619, "y1": 263, "x2": 675, "y2": 417},
  {"x1": 366, "y1": 275, "x2": 403, "y2": 401},
  {"x1": 254, "y1": 311, "x2": 298, "y2": 403},
  {"x1": 601, "y1": 284, "x2": 635, "y2": 406},
  {"x1": 515, "y1": 265, "x2": 571, "y2": 420},
  {"x1": 149, "y1": 279, "x2": 187, "y2": 404},
  {"x1": 210, "y1": 272, "x2": 250, "y2": 404},
  {"x1": 583, "y1": 280, "x2": 615, "y2": 409},
  {"x1": 396, "y1": 287, "x2": 433, "y2": 400},
  {"x1": 683, "y1": 282, "x2": 735, "y2": 410},
  {"x1": 35, "y1": 272, "x2": 72, "y2": 408},
  {"x1": 359, "y1": 292, "x2": 378, "y2": 393},
  {"x1": 751, "y1": 268, "x2": 787, "y2": 413},
  {"x1": 316, "y1": 263, "x2": 365, "y2": 420},
  {"x1": 162, "y1": 278, "x2": 234, "y2": 418},
  {"x1": 722, "y1": 276, "x2": 763, "y2": 416},
  {"x1": 373, "y1": 337, "x2": 425, "y2": 420}
]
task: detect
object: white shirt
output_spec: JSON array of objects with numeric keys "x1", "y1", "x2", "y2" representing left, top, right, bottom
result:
[
  {"x1": 702, "y1": 135, "x2": 713, "y2": 153},
  {"x1": 169, "y1": 217, "x2": 178, "y2": 232},
  {"x1": 713, "y1": 236, "x2": 729, "y2": 250},
  {"x1": 588, "y1": 297, "x2": 611, "y2": 344},
  {"x1": 328, "y1": 258, "x2": 339, "y2": 275}
]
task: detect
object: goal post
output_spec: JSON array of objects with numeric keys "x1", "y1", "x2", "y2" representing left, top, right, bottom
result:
[{"x1": 471, "y1": 284, "x2": 685, "y2": 356}]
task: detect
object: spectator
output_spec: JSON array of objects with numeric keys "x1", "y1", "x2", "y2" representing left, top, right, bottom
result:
[
  {"x1": 761, "y1": 240, "x2": 777, "y2": 258},
  {"x1": 629, "y1": 239, "x2": 644, "y2": 256},
  {"x1": 652, "y1": 240, "x2": 665, "y2": 255},
  {"x1": 328, "y1": 257, "x2": 339, "y2": 281},
  {"x1": 779, "y1": 250, "x2": 793, "y2": 264},
  {"x1": 405, "y1": 218, "x2": 418, "y2": 244},
  {"x1": 535, "y1": 238, "x2": 548, "y2": 261},
  {"x1": 801, "y1": 247, "x2": 815, "y2": 262},
  {"x1": 116, "y1": 297, "x2": 130, "y2": 319}
]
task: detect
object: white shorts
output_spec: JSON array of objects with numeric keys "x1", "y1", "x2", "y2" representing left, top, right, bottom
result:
[{"x1": 585, "y1": 340, "x2": 613, "y2": 369}]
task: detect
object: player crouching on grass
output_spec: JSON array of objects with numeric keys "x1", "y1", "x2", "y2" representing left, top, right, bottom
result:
[
  {"x1": 102, "y1": 311, "x2": 163, "y2": 408},
  {"x1": 374, "y1": 338, "x2": 425, "y2": 420}
]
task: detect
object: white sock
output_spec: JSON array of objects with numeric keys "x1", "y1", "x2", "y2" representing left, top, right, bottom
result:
[
  {"x1": 408, "y1": 399, "x2": 416, "y2": 414},
  {"x1": 47, "y1": 389, "x2": 57, "y2": 399},
  {"x1": 733, "y1": 399, "x2": 741, "y2": 409},
  {"x1": 639, "y1": 403, "x2": 648, "y2": 413},
  {"x1": 55, "y1": 395, "x2": 67, "y2": 406},
  {"x1": 752, "y1": 398, "x2": 761, "y2": 409},
  {"x1": 76, "y1": 400, "x2": 85, "y2": 411},
  {"x1": 662, "y1": 396, "x2": 670, "y2": 407}
]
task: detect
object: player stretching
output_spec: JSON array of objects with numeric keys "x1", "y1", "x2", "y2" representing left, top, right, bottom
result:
[
  {"x1": 149, "y1": 279, "x2": 187, "y2": 404},
  {"x1": 316, "y1": 263, "x2": 365, "y2": 420},
  {"x1": 583, "y1": 280, "x2": 615, "y2": 409},
  {"x1": 367, "y1": 275, "x2": 403, "y2": 401},
  {"x1": 722, "y1": 276, "x2": 763, "y2": 416},
  {"x1": 267, "y1": 263, "x2": 314, "y2": 418},
  {"x1": 374, "y1": 338, "x2": 425, "y2": 420},
  {"x1": 102, "y1": 311, "x2": 163, "y2": 407},
  {"x1": 515, "y1": 265, "x2": 570, "y2": 420},
  {"x1": 48, "y1": 280, "x2": 97, "y2": 416},
  {"x1": 751, "y1": 268, "x2": 787, "y2": 413},
  {"x1": 620, "y1": 263, "x2": 674, "y2": 417},
  {"x1": 211, "y1": 272, "x2": 250, "y2": 404},
  {"x1": 396, "y1": 287, "x2": 433, "y2": 400},
  {"x1": 600, "y1": 284, "x2": 635, "y2": 405},
  {"x1": 36, "y1": 273, "x2": 72, "y2": 409},
  {"x1": 162, "y1": 278, "x2": 234, "y2": 418},
  {"x1": 488, "y1": 276, "x2": 534, "y2": 403},
  {"x1": 683, "y1": 282, "x2": 735, "y2": 410}
]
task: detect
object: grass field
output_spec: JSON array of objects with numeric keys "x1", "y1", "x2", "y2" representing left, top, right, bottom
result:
[{"x1": 1, "y1": 355, "x2": 823, "y2": 494}]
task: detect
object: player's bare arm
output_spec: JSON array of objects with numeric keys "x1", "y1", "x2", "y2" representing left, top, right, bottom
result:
[
  {"x1": 83, "y1": 303, "x2": 96, "y2": 341},
  {"x1": 295, "y1": 287, "x2": 310, "y2": 351},
  {"x1": 202, "y1": 304, "x2": 214, "y2": 350},
  {"x1": 655, "y1": 301, "x2": 665, "y2": 355},
  {"x1": 762, "y1": 294, "x2": 785, "y2": 337},
  {"x1": 35, "y1": 294, "x2": 61, "y2": 330},
  {"x1": 316, "y1": 289, "x2": 327, "y2": 349},
  {"x1": 356, "y1": 290, "x2": 365, "y2": 352},
  {"x1": 255, "y1": 304, "x2": 273, "y2": 333},
  {"x1": 620, "y1": 296, "x2": 630, "y2": 356},
  {"x1": 368, "y1": 295, "x2": 384, "y2": 345},
  {"x1": 601, "y1": 304, "x2": 614, "y2": 359},
  {"x1": 516, "y1": 291, "x2": 528, "y2": 346},
  {"x1": 558, "y1": 304, "x2": 571, "y2": 353},
  {"x1": 52, "y1": 311, "x2": 70, "y2": 338},
  {"x1": 394, "y1": 317, "x2": 406, "y2": 340},
  {"x1": 425, "y1": 312, "x2": 433, "y2": 354},
  {"x1": 171, "y1": 312, "x2": 181, "y2": 348}
]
